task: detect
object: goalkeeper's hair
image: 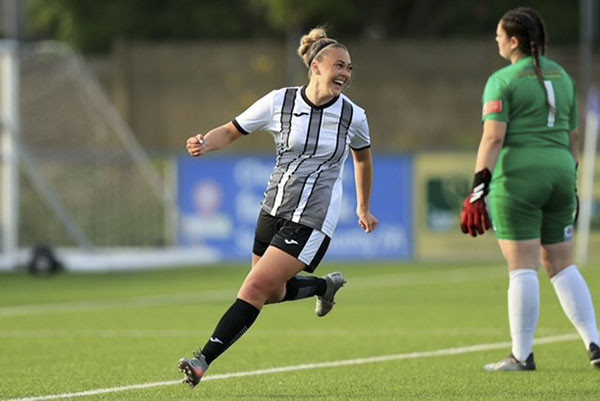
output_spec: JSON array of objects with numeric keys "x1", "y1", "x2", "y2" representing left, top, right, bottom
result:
[{"x1": 500, "y1": 7, "x2": 555, "y2": 113}]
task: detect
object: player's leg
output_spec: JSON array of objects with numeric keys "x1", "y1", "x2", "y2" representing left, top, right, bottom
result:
[
  {"x1": 540, "y1": 166, "x2": 600, "y2": 368},
  {"x1": 485, "y1": 172, "x2": 543, "y2": 371},
  {"x1": 270, "y1": 271, "x2": 345, "y2": 317},
  {"x1": 251, "y1": 253, "x2": 286, "y2": 303},
  {"x1": 484, "y1": 239, "x2": 540, "y2": 371},
  {"x1": 259, "y1": 221, "x2": 345, "y2": 315},
  {"x1": 255, "y1": 246, "x2": 330, "y2": 306},
  {"x1": 249, "y1": 210, "x2": 301, "y2": 304},
  {"x1": 542, "y1": 242, "x2": 600, "y2": 368},
  {"x1": 238, "y1": 246, "x2": 306, "y2": 306},
  {"x1": 179, "y1": 246, "x2": 305, "y2": 387}
]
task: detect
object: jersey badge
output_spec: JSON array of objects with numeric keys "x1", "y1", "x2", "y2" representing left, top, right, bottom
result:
[{"x1": 482, "y1": 100, "x2": 503, "y2": 117}]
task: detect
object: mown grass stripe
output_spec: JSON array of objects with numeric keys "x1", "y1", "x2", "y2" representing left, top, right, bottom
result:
[{"x1": 4, "y1": 333, "x2": 579, "y2": 401}]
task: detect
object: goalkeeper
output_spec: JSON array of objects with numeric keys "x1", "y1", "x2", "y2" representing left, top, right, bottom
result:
[{"x1": 461, "y1": 7, "x2": 600, "y2": 371}]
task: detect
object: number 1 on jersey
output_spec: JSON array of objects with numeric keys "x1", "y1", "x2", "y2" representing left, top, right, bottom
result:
[{"x1": 544, "y1": 80, "x2": 556, "y2": 127}]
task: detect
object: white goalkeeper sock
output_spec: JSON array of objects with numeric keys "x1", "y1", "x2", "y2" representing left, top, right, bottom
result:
[
  {"x1": 551, "y1": 265, "x2": 600, "y2": 348},
  {"x1": 508, "y1": 269, "x2": 540, "y2": 362}
]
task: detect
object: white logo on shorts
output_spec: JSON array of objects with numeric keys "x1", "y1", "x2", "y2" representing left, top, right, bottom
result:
[
  {"x1": 284, "y1": 239, "x2": 299, "y2": 245},
  {"x1": 209, "y1": 337, "x2": 224, "y2": 344},
  {"x1": 564, "y1": 225, "x2": 574, "y2": 241}
]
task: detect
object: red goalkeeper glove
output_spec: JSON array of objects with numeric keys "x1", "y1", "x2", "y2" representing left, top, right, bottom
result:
[{"x1": 460, "y1": 168, "x2": 492, "y2": 237}]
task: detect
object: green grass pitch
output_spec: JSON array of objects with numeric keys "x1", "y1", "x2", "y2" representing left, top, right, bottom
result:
[{"x1": 1, "y1": 261, "x2": 599, "y2": 400}]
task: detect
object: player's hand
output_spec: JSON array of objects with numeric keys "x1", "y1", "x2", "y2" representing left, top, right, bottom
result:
[
  {"x1": 186, "y1": 134, "x2": 206, "y2": 157},
  {"x1": 460, "y1": 167, "x2": 492, "y2": 237},
  {"x1": 357, "y1": 210, "x2": 378, "y2": 233},
  {"x1": 460, "y1": 197, "x2": 490, "y2": 237}
]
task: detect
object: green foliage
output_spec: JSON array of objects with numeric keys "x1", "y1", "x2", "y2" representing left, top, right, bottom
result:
[
  {"x1": 254, "y1": 0, "x2": 367, "y2": 34},
  {"x1": 26, "y1": 0, "x2": 274, "y2": 53},
  {"x1": 26, "y1": 0, "x2": 580, "y2": 53}
]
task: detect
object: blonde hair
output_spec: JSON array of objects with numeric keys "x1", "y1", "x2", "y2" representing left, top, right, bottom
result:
[{"x1": 297, "y1": 27, "x2": 344, "y2": 68}]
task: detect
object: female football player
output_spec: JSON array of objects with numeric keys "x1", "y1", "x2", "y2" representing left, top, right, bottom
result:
[
  {"x1": 461, "y1": 7, "x2": 600, "y2": 371},
  {"x1": 179, "y1": 26, "x2": 378, "y2": 387}
]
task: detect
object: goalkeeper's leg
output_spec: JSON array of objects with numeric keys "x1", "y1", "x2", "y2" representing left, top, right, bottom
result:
[
  {"x1": 497, "y1": 239, "x2": 541, "y2": 365},
  {"x1": 543, "y1": 242, "x2": 600, "y2": 367}
]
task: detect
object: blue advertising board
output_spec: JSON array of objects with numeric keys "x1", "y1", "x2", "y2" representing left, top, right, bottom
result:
[{"x1": 177, "y1": 155, "x2": 413, "y2": 261}]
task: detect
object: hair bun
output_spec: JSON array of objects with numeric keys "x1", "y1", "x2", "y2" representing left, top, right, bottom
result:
[{"x1": 298, "y1": 27, "x2": 328, "y2": 67}]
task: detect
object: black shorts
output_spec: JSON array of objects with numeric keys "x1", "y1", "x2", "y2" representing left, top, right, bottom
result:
[{"x1": 253, "y1": 209, "x2": 331, "y2": 273}]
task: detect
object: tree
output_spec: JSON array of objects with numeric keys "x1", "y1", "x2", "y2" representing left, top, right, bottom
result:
[
  {"x1": 26, "y1": 0, "x2": 274, "y2": 53},
  {"x1": 26, "y1": 0, "x2": 580, "y2": 54}
]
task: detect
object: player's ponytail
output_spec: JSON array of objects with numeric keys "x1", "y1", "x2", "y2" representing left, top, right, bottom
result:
[{"x1": 501, "y1": 7, "x2": 555, "y2": 114}]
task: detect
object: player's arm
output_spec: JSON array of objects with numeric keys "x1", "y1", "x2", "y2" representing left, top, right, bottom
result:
[
  {"x1": 570, "y1": 128, "x2": 580, "y2": 164},
  {"x1": 351, "y1": 147, "x2": 378, "y2": 233},
  {"x1": 571, "y1": 127, "x2": 581, "y2": 222},
  {"x1": 460, "y1": 120, "x2": 506, "y2": 237},
  {"x1": 474, "y1": 120, "x2": 507, "y2": 172},
  {"x1": 186, "y1": 122, "x2": 244, "y2": 157}
]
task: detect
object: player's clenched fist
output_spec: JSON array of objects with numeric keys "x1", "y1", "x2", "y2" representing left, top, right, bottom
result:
[{"x1": 186, "y1": 134, "x2": 206, "y2": 157}]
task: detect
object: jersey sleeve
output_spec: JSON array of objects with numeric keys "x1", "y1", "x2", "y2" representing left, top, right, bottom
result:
[
  {"x1": 482, "y1": 74, "x2": 510, "y2": 123},
  {"x1": 569, "y1": 80, "x2": 579, "y2": 131},
  {"x1": 349, "y1": 112, "x2": 371, "y2": 150},
  {"x1": 232, "y1": 90, "x2": 275, "y2": 135}
]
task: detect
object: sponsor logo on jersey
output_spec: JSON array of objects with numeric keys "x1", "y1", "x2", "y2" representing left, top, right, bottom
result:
[{"x1": 482, "y1": 100, "x2": 503, "y2": 117}]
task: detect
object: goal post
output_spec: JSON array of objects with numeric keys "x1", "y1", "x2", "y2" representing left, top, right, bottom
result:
[
  {"x1": 0, "y1": 40, "x2": 217, "y2": 272},
  {"x1": 0, "y1": 40, "x2": 19, "y2": 271},
  {"x1": 576, "y1": 87, "x2": 600, "y2": 265}
]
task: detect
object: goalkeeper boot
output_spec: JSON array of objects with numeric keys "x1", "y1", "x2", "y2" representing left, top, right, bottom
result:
[
  {"x1": 483, "y1": 353, "x2": 536, "y2": 372},
  {"x1": 316, "y1": 272, "x2": 346, "y2": 317},
  {"x1": 178, "y1": 351, "x2": 209, "y2": 388},
  {"x1": 589, "y1": 343, "x2": 600, "y2": 369}
]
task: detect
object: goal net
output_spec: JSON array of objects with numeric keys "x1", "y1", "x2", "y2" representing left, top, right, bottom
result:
[{"x1": 0, "y1": 40, "x2": 217, "y2": 272}]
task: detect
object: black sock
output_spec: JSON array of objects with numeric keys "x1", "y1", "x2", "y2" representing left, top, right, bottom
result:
[
  {"x1": 281, "y1": 275, "x2": 327, "y2": 302},
  {"x1": 200, "y1": 298, "x2": 260, "y2": 365}
]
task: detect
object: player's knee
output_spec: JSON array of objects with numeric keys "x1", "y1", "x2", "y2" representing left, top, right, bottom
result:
[
  {"x1": 239, "y1": 277, "x2": 273, "y2": 303},
  {"x1": 542, "y1": 256, "x2": 566, "y2": 277},
  {"x1": 540, "y1": 252, "x2": 552, "y2": 269},
  {"x1": 264, "y1": 286, "x2": 286, "y2": 304}
]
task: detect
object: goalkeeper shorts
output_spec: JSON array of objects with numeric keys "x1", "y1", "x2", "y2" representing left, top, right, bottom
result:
[{"x1": 489, "y1": 165, "x2": 576, "y2": 245}]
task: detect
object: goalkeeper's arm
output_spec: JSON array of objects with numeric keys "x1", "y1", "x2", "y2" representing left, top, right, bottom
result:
[
  {"x1": 473, "y1": 120, "x2": 506, "y2": 173},
  {"x1": 460, "y1": 120, "x2": 506, "y2": 237}
]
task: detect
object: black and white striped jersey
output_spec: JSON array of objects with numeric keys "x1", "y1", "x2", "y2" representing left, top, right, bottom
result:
[{"x1": 232, "y1": 86, "x2": 370, "y2": 237}]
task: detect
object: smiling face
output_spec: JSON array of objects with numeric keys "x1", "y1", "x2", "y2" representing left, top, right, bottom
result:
[{"x1": 311, "y1": 46, "x2": 352, "y2": 98}]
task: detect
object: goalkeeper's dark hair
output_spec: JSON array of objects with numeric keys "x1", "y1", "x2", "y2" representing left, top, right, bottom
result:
[{"x1": 501, "y1": 7, "x2": 555, "y2": 113}]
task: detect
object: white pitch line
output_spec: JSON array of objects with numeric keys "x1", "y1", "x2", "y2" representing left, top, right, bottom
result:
[{"x1": 4, "y1": 333, "x2": 580, "y2": 401}]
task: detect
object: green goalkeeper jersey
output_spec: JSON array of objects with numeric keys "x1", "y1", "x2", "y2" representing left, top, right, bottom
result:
[
  {"x1": 482, "y1": 56, "x2": 578, "y2": 171},
  {"x1": 482, "y1": 56, "x2": 578, "y2": 243}
]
